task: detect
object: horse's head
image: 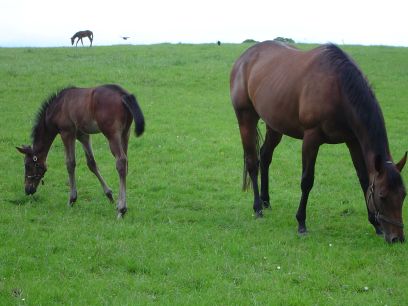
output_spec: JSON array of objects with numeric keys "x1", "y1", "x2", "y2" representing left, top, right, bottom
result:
[
  {"x1": 71, "y1": 37, "x2": 75, "y2": 45},
  {"x1": 16, "y1": 145, "x2": 47, "y2": 195},
  {"x1": 367, "y1": 153, "x2": 407, "y2": 243}
]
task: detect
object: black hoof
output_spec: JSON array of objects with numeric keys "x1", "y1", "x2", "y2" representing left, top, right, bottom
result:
[
  {"x1": 106, "y1": 191, "x2": 114, "y2": 203},
  {"x1": 255, "y1": 210, "x2": 263, "y2": 218},
  {"x1": 117, "y1": 207, "x2": 128, "y2": 219},
  {"x1": 262, "y1": 200, "x2": 271, "y2": 209},
  {"x1": 298, "y1": 226, "x2": 307, "y2": 235},
  {"x1": 68, "y1": 197, "x2": 77, "y2": 207}
]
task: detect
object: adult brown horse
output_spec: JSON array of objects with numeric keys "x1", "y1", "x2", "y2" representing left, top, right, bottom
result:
[
  {"x1": 231, "y1": 41, "x2": 407, "y2": 243},
  {"x1": 71, "y1": 30, "x2": 93, "y2": 47},
  {"x1": 16, "y1": 84, "x2": 144, "y2": 218}
]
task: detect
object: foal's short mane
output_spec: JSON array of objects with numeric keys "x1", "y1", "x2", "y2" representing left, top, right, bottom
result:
[
  {"x1": 31, "y1": 87, "x2": 76, "y2": 141},
  {"x1": 323, "y1": 44, "x2": 388, "y2": 155}
]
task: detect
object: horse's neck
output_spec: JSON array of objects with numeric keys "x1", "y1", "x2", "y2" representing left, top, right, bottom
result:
[
  {"x1": 32, "y1": 124, "x2": 57, "y2": 161},
  {"x1": 354, "y1": 123, "x2": 391, "y2": 174}
]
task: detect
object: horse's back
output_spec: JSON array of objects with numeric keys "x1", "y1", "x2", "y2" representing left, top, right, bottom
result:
[
  {"x1": 57, "y1": 85, "x2": 130, "y2": 135},
  {"x1": 231, "y1": 41, "x2": 344, "y2": 140}
]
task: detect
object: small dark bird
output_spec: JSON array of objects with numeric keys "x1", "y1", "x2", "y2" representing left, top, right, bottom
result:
[{"x1": 121, "y1": 36, "x2": 130, "y2": 40}]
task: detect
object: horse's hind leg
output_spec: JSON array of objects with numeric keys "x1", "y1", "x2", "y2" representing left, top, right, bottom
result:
[
  {"x1": 260, "y1": 127, "x2": 282, "y2": 209},
  {"x1": 107, "y1": 133, "x2": 128, "y2": 218},
  {"x1": 235, "y1": 107, "x2": 262, "y2": 217},
  {"x1": 77, "y1": 133, "x2": 114, "y2": 203},
  {"x1": 60, "y1": 131, "x2": 78, "y2": 206}
]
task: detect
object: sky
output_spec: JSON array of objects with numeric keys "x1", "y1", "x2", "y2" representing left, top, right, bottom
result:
[{"x1": 1, "y1": 0, "x2": 408, "y2": 47}]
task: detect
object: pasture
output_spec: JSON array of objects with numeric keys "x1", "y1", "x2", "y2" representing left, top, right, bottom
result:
[{"x1": 1, "y1": 43, "x2": 408, "y2": 305}]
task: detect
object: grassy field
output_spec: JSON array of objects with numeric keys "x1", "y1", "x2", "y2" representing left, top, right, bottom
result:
[{"x1": 1, "y1": 42, "x2": 408, "y2": 305}]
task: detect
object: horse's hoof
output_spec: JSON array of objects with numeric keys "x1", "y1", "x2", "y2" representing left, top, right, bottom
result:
[
  {"x1": 255, "y1": 210, "x2": 263, "y2": 218},
  {"x1": 117, "y1": 207, "x2": 127, "y2": 219},
  {"x1": 106, "y1": 191, "x2": 114, "y2": 203},
  {"x1": 262, "y1": 200, "x2": 271, "y2": 209},
  {"x1": 298, "y1": 226, "x2": 307, "y2": 235},
  {"x1": 68, "y1": 197, "x2": 76, "y2": 207}
]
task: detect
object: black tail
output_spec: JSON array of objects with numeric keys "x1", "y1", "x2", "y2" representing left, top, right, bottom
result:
[
  {"x1": 122, "y1": 94, "x2": 145, "y2": 137},
  {"x1": 242, "y1": 126, "x2": 262, "y2": 191}
]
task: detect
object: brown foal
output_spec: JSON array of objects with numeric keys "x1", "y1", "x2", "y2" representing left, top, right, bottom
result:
[{"x1": 17, "y1": 84, "x2": 144, "y2": 218}]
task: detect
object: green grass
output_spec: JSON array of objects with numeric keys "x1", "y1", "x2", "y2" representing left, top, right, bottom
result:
[{"x1": 1, "y1": 43, "x2": 408, "y2": 305}]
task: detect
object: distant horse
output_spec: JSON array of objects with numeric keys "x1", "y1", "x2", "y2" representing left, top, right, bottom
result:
[
  {"x1": 71, "y1": 30, "x2": 93, "y2": 47},
  {"x1": 17, "y1": 84, "x2": 145, "y2": 218},
  {"x1": 230, "y1": 41, "x2": 407, "y2": 243}
]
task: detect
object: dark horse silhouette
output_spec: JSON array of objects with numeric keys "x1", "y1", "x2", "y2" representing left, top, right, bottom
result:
[
  {"x1": 17, "y1": 84, "x2": 145, "y2": 218},
  {"x1": 231, "y1": 41, "x2": 407, "y2": 243},
  {"x1": 71, "y1": 30, "x2": 93, "y2": 47}
]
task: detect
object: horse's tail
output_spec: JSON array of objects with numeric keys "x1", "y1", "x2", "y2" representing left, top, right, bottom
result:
[
  {"x1": 242, "y1": 125, "x2": 262, "y2": 191},
  {"x1": 122, "y1": 94, "x2": 145, "y2": 137}
]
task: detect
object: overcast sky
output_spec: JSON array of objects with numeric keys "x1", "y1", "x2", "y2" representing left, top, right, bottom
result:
[{"x1": 1, "y1": 0, "x2": 408, "y2": 47}]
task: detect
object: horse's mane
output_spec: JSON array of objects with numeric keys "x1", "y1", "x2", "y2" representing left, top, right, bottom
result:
[
  {"x1": 322, "y1": 44, "x2": 388, "y2": 155},
  {"x1": 31, "y1": 86, "x2": 76, "y2": 141}
]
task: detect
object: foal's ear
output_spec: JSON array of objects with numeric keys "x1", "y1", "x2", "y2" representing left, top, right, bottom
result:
[
  {"x1": 16, "y1": 145, "x2": 31, "y2": 155},
  {"x1": 396, "y1": 151, "x2": 407, "y2": 172}
]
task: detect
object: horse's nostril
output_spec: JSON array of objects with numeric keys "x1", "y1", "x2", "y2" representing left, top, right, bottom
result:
[{"x1": 391, "y1": 236, "x2": 403, "y2": 243}]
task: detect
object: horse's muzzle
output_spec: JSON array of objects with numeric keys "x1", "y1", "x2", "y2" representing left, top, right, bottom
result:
[{"x1": 25, "y1": 185, "x2": 37, "y2": 195}]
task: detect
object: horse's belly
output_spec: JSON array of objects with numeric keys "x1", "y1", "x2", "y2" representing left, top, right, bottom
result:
[{"x1": 79, "y1": 120, "x2": 100, "y2": 134}]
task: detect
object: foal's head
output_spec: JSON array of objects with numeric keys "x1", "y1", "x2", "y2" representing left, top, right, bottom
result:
[
  {"x1": 71, "y1": 37, "x2": 75, "y2": 45},
  {"x1": 16, "y1": 145, "x2": 47, "y2": 195},
  {"x1": 367, "y1": 153, "x2": 407, "y2": 243}
]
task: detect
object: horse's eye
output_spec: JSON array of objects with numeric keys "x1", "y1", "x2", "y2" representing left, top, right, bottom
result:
[{"x1": 35, "y1": 163, "x2": 39, "y2": 168}]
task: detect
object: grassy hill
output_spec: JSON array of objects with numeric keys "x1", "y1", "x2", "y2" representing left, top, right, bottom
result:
[{"x1": 1, "y1": 43, "x2": 408, "y2": 305}]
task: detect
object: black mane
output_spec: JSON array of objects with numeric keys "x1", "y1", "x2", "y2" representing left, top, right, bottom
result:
[
  {"x1": 323, "y1": 44, "x2": 389, "y2": 156},
  {"x1": 31, "y1": 87, "x2": 76, "y2": 141}
]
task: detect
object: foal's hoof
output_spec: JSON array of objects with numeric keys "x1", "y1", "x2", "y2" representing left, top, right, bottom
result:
[
  {"x1": 262, "y1": 200, "x2": 271, "y2": 209},
  {"x1": 106, "y1": 191, "x2": 114, "y2": 203},
  {"x1": 298, "y1": 226, "x2": 308, "y2": 235},
  {"x1": 117, "y1": 207, "x2": 128, "y2": 219},
  {"x1": 68, "y1": 197, "x2": 77, "y2": 207},
  {"x1": 254, "y1": 210, "x2": 263, "y2": 218}
]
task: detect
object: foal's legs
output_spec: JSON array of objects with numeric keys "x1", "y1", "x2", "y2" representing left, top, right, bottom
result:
[
  {"x1": 107, "y1": 133, "x2": 129, "y2": 218},
  {"x1": 260, "y1": 126, "x2": 282, "y2": 209},
  {"x1": 346, "y1": 140, "x2": 382, "y2": 235},
  {"x1": 60, "y1": 132, "x2": 77, "y2": 206},
  {"x1": 77, "y1": 133, "x2": 114, "y2": 202},
  {"x1": 236, "y1": 108, "x2": 262, "y2": 217},
  {"x1": 296, "y1": 130, "x2": 322, "y2": 234}
]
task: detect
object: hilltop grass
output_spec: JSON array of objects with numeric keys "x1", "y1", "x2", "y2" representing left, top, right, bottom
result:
[{"x1": 1, "y1": 43, "x2": 408, "y2": 305}]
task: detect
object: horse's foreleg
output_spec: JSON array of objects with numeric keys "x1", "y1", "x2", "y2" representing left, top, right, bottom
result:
[
  {"x1": 260, "y1": 127, "x2": 282, "y2": 209},
  {"x1": 346, "y1": 140, "x2": 382, "y2": 235},
  {"x1": 80, "y1": 37, "x2": 84, "y2": 46},
  {"x1": 236, "y1": 108, "x2": 261, "y2": 217},
  {"x1": 61, "y1": 132, "x2": 77, "y2": 206},
  {"x1": 89, "y1": 36, "x2": 93, "y2": 47},
  {"x1": 108, "y1": 134, "x2": 128, "y2": 218},
  {"x1": 296, "y1": 130, "x2": 322, "y2": 234},
  {"x1": 77, "y1": 133, "x2": 113, "y2": 202}
]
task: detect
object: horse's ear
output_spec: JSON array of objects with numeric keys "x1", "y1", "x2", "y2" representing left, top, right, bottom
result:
[
  {"x1": 374, "y1": 154, "x2": 384, "y2": 174},
  {"x1": 16, "y1": 145, "x2": 31, "y2": 155},
  {"x1": 396, "y1": 152, "x2": 407, "y2": 172}
]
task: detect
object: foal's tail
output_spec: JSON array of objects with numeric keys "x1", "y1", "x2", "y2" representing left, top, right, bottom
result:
[
  {"x1": 122, "y1": 94, "x2": 145, "y2": 137},
  {"x1": 242, "y1": 126, "x2": 262, "y2": 191}
]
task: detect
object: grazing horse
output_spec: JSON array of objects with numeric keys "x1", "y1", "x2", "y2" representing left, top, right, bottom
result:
[
  {"x1": 230, "y1": 41, "x2": 407, "y2": 243},
  {"x1": 17, "y1": 84, "x2": 145, "y2": 218},
  {"x1": 71, "y1": 30, "x2": 93, "y2": 47}
]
